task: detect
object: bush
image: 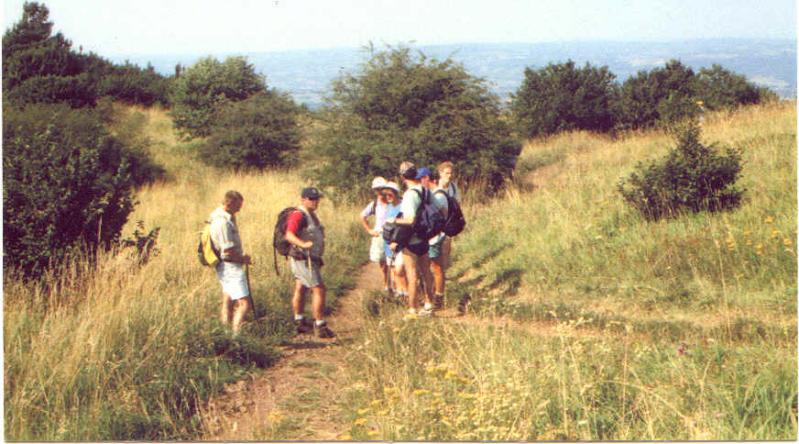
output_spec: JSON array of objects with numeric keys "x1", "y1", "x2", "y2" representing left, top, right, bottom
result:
[
  {"x1": 169, "y1": 56, "x2": 265, "y2": 138},
  {"x1": 199, "y1": 91, "x2": 302, "y2": 170},
  {"x1": 693, "y1": 64, "x2": 775, "y2": 111},
  {"x1": 512, "y1": 60, "x2": 617, "y2": 138},
  {"x1": 615, "y1": 60, "x2": 696, "y2": 131},
  {"x1": 97, "y1": 62, "x2": 170, "y2": 107},
  {"x1": 308, "y1": 45, "x2": 521, "y2": 197},
  {"x1": 3, "y1": 104, "x2": 142, "y2": 276},
  {"x1": 618, "y1": 122, "x2": 744, "y2": 220}
]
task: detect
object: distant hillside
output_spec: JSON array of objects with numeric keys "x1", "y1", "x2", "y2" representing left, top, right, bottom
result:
[{"x1": 113, "y1": 39, "x2": 796, "y2": 109}]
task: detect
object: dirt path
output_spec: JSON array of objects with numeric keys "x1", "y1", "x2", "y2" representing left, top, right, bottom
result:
[{"x1": 202, "y1": 263, "x2": 383, "y2": 440}]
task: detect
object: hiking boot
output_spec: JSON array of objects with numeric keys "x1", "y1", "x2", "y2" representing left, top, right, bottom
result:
[
  {"x1": 433, "y1": 294, "x2": 445, "y2": 310},
  {"x1": 315, "y1": 323, "x2": 336, "y2": 338},
  {"x1": 295, "y1": 318, "x2": 313, "y2": 334}
]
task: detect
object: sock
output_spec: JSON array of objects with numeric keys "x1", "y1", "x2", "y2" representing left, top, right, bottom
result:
[
  {"x1": 295, "y1": 314, "x2": 304, "y2": 321},
  {"x1": 407, "y1": 308, "x2": 417, "y2": 314},
  {"x1": 315, "y1": 319, "x2": 327, "y2": 327},
  {"x1": 424, "y1": 302, "x2": 433, "y2": 310}
]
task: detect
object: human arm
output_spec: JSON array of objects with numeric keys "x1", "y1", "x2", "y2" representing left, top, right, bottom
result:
[{"x1": 285, "y1": 211, "x2": 312, "y2": 249}]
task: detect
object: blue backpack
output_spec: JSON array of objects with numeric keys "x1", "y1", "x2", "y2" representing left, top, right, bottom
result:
[{"x1": 411, "y1": 188, "x2": 446, "y2": 242}]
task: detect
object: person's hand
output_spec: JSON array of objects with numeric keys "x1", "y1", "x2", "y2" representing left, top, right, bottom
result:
[
  {"x1": 302, "y1": 241, "x2": 313, "y2": 249},
  {"x1": 386, "y1": 217, "x2": 396, "y2": 224},
  {"x1": 389, "y1": 242, "x2": 398, "y2": 252},
  {"x1": 369, "y1": 229, "x2": 379, "y2": 237}
]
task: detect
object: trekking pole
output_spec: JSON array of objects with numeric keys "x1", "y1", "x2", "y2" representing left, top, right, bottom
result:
[{"x1": 245, "y1": 263, "x2": 258, "y2": 320}]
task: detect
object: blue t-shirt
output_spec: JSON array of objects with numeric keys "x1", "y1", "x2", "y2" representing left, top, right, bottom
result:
[{"x1": 383, "y1": 203, "x2": 402, "y2": 258}]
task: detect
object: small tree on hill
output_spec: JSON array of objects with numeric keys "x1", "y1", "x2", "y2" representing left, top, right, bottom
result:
[
  {"x1": 615, "y1": 60, "x2": 697, "y2": 130},
  {"x1": 170, "y1": 56, "x2": 265, "y2": 138},
  {"x1": 308, "y1": 45, "x2": 521, "y2": 197},
  {"x1": 618, "y1": 121, "x2": 744, "y2": 220},
  {"x1": 512, "y1": 60, "x2": 617, "y2": 138},
  {"x1": 693, "y1": 64, "x2": 776, "y2": 110},
  {"x1": 3, "y1": 104, "x2": 141, "y2": 276},
  {"x1": 200, "y1": 91, "x2": 302, "y2": 170}
]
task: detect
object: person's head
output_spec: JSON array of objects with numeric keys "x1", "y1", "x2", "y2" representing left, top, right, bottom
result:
[
  {"x1": 416, "y1": 167, "x2": 431, "y2": 187},
  {"x1": 300, "y1": 187, "x2": 322, "y2": 212},
  {"x1": 437, "y1": 161, "x2": 454, "y2": 187},
  {"x1": 399, "y1": 162, "x2": 418, "y2": 185},
  {"x1": 223, "y1": 190, "x2": 244, "y2": 214},
  {"x1": 382, "y1": 181, "x2": 401, "y2": 203},
  {"x1": 428, "y1": 170, "x2": 440, "y2": 188},
  {"x1": 371, "y1": 176, "x2": 388, "y2": 201}
]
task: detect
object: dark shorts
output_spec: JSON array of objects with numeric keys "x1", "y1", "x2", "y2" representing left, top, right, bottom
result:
[{"x1": 403, "y1": 241, "x2": 428, "y2": 257}]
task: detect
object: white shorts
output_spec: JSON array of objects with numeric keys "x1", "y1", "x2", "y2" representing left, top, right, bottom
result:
[
  {"x1": 392, "y1": 251, "x2": 404, "y2": 270},
  {"x1": 369, "y1": 236, "x2": 386, "y2": 262},
  {"x1": 215, "y1": 262, "x2": 249, "y2": 300},
  {"x1": 290, "y1": 257, "x2": 324, "y2": 288}
]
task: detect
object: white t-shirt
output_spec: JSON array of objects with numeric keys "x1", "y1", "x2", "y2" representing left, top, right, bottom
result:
[{"x1": 360, "y1": 199, "x2": 390, "y2": 232}]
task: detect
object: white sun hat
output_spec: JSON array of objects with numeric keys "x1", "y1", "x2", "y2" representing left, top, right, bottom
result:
[{"x1": 371, "y1": 176, "x2": 387, "y2": 189}]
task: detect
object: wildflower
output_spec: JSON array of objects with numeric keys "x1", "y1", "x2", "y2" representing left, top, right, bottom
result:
[
  {"x1": 413, "y1": 388, "x2": 431, "y2": 396},
  {"x1": 370, "y1": 399, "x2": 382, "y2": 407},
  {"x1": 367, "y1": 430, "x2": 379, "y2": 438},
  {"x1": 377, "y1": 409, "x2": 389, "y2": 416},
  {"x1": 771, "y1": 229, "x2": 781, "y2": 240},
  {"x1": 765, "y1": 216, "x2": 774, "y2": 224},
  {"x1": 783, "y1": 238, "x2": 793, "y2": 247},
  {"x1": 357, "y1": 408, "x2": 370, "y2": 415},
  {"x1": 354, "y1": 418, "x2": 368, "y2": 426}
]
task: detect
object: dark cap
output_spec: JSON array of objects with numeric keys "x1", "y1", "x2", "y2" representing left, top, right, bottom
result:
[
  {"x1": 301, "y1": 187, "x2": 322, "y2": 200},
  {"x1": 401, "y1": 166, "x2": 418, "y2": 180}
]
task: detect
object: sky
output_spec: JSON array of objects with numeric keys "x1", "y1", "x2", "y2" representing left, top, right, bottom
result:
[{"x1": 2, "y1": 0, "x2": 796, "y2": 56}]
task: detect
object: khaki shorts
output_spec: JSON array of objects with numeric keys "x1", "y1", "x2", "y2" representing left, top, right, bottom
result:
[
  {"x1": 290, "y1": 257, "x2": 324, "y2": 288},
  {"x1": 369, "y1": 236, "x2": 386, "y2": 262}
]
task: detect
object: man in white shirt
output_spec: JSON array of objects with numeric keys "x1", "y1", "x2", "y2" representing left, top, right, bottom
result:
[{"x1": 209, "y1": 190, "x2": 253, "y2": 334}]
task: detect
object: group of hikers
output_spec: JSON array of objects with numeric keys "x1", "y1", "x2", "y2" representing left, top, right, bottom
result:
[{"x1": 203, "y1": 161, "x2": 462, "y2": 339}]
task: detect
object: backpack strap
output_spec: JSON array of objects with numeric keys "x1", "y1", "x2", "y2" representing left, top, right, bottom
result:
[{"x1": 369, "y1": 197, "x2": 378, "y2": 217}]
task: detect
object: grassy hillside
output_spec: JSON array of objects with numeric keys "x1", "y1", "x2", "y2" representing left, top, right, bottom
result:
[
  {"x1": 3, "y1": 106, "x2": 366, "y2": 440},
  {"x1": 340, "y1": 102, "x2": 797, "y2": 440}
]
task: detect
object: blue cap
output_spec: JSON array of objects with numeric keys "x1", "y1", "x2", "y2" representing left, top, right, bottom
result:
[
  {"x1": 415, "y1": 167, "x2": 431, "y2": 180},
  {"x1": 301, "y1": 187, "x2": 322, "y2": 200}
]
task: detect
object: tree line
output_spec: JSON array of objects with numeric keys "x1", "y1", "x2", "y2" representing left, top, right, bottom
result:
[{"x1": 3, "y1": 2, "x2": 774, "y2": 277}]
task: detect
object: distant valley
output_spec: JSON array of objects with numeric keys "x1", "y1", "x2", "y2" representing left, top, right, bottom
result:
[{"x1": 114, "y1": 39, "x2": 796, "y2": 109}]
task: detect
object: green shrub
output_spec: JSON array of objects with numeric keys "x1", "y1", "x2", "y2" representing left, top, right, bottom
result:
[
  {"x1": 2, "y1": 104, "x2": 143, "y2": 276},
  {"x1": 169, "y1": 56, "x2": 265, "y2": 138},
  {"x1": 308, "y1": 45, "x2": 521, "y2": 197},
  {"x1": 618, "y1": 122, "x2": 744, "y2": 220},
  {"x1": 512, "y1": 60, "x2": 617, "y2": 138},
  {"x1": 615, "y1": 60, "x2": 696, "y2": 130},
  {"x1": 199, "y1": 91, "x2": 302, "y2": 170},
  {"x1": 694, "y1": 64, "x2": 776, "y2": 111},
  {"x1": 97, "y1": 62, "x2": 170, "y2": 107}
]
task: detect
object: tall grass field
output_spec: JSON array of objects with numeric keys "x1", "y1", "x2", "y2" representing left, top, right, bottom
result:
[
  {"x1": 3, "y1": 106, "x2": 366, "y2": 440},
  {"x1": 340, "y1": 102, "x2": 797, "y2": 440}
]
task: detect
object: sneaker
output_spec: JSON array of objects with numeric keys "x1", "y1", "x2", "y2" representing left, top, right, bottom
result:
[
  {"x1": 294, "y1": 318, "x2": 313, "y2": 334},
  {"x1": 315, "y1": 323, "x2": 336, "y2": 338},
  {"x1": 418, "y1": 307, "x2": 434, "y2": 317}
]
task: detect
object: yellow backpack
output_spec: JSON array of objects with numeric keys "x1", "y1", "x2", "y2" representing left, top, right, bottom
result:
[{"x1": 197, "y1": 222, "x2": 221, "y2": 267}]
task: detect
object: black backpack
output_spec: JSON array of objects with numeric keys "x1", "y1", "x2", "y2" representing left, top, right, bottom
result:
[
  {"x1": 434, "y1": 189, "x2": 466, "y2": 236},
  {"x1": 272, "y1": 207, "x2": 306, "y2": 274},
  {"x1": 411, "y1": 188, "x2": 447, "y2": 242}
]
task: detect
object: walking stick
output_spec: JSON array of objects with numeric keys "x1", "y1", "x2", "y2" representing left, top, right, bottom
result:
[{"x1": 245, "y1": 263, "x2": 258, "y2": 320}]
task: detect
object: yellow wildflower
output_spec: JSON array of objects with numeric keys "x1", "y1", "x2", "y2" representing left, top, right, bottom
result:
[
  {"x1": 765, "y1": 216, "x2": 774, "y2": 224},
  {"x1": 413, "y1": 388, "x2": 431, "y2": 396},
  {"x1": 784, "y1": 238, "x2": 793, "y2": 247},
  {"x1": 357, "y1": 408, "x2": 369, "y2": 415},
  {"x1": 367, "y1": 430, "x2": 379, "y2": 438},
  {"x1": 370, "y1": 399, "x2": 382, "y2": 407},
  {"x1": 354, "y1": 417, "x2": 368, "y2": 426}
]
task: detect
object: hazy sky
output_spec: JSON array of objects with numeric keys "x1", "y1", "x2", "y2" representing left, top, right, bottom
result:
[{"x1": 2, "y1": 0, "x2": 796, "y2": 56}]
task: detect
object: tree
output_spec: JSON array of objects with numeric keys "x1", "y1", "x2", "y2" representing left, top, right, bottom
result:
[
  {"x1": 309, "y1": 45, "x2": 521, "y2": 197},
  {"x1": 693, "y1": 64, "x2": 774, "y2": 110},
  {"x1": 512, "y1": 60, "x2": 617, "y2": 138},
  {"x1": 3, "y1": 104, "x2": 140, "y2": 276},
  {"x1": 169, "y1": 56, "x2": 265, "y2": 138},
  {"x1": 200, "y1": 91, "x2": 302, "y2": 170},
  {"x1": 615, "y1": 60, "x2": 697, "y2": 130}
]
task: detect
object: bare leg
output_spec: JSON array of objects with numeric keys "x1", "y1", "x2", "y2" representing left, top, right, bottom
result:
[
  {"x1": 417, "y1": 253, "x2": 433, "y2": 306},
  {"x1": 380, "y1": 261, "x2": 389, "y2": 288},
  {"x1": 311, "y1": 285, "x2": 326, "y2": 321},
  {"x1": 395, "y1": 265, "x2": 408, "y2": 294},
  {"x1": 292, "y1": 280, "x2": 306, "y2": 317},
  {"x1": 220, "y1": 293, "x2": 233, "y2": 325},
  {"x1": 403, "y1": 251, "x2": 420, "y2": 310},
  {"x1": 431, "y1": 256, "x2": 446, "y2": 296},
  {"x1": 231, "y1": 297, "x2": 252, "y2": 333}
]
